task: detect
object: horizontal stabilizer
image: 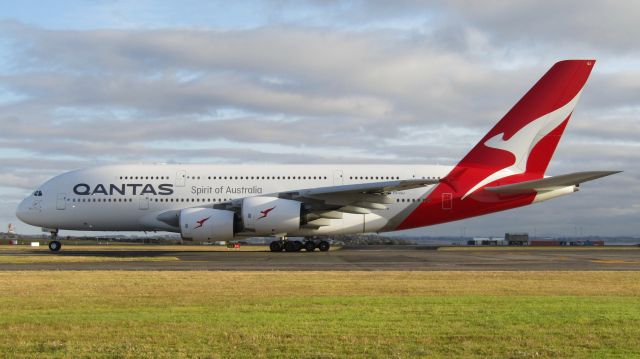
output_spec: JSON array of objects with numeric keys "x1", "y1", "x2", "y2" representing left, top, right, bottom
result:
[{"x1": 485, "y1": 171, "x2": 620, "y2": 194}]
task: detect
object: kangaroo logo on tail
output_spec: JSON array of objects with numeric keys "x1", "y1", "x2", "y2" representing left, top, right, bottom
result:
[{"x1": 462, "y1": 90, "x2": 583, "y2": 199}]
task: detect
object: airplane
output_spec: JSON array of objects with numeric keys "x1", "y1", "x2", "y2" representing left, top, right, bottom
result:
[{"x1": 16, "y1": 59, "x2": 619, "y2": 252}]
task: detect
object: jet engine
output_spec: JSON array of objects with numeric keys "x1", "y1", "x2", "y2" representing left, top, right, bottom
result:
[
  {"x1": 180, "y1": 208, "x2": 236, "y2": 242},
  {"x1": 242, "y1": 197, "x2": 302, "y2": 235}
]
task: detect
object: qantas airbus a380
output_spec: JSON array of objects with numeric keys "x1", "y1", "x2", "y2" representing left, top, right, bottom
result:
[{"x1": 16, "y1": 60, "x2": 619, "y2": 252}]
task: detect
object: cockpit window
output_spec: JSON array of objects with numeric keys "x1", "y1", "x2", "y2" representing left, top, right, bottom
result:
[{"x1": 32, "y1": 190, "x2": 43, "y2": 197}]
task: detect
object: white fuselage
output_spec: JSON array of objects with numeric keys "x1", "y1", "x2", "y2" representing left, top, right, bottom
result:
[{"x1": 17, "y1": 164, "x2": 453, "y2": 236}]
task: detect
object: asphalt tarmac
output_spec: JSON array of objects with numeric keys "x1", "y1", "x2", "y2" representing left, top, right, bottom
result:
[{"x1": 1, "y1": 246, "x2": 639, "y2": 271}]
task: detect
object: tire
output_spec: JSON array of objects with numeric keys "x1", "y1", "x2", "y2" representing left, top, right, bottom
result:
[
  {"x1": 304, "y1": 241, "x2": 316, "y2": 252},
  {"x1": 293, "y1": 241, "x2": 303, "y2": 252},
  {"x1": 49, "y1": 241, "x2": 62, "y2": 252},
  {"x1": 318, "y1": 241, "x2": 330, "y2": 252},
  {"x1": 284, "y1": 241, "x2": 297, "y2": 252},
  {"x1": 269, "y1": 241, "x2": 283, "y2": 252}
]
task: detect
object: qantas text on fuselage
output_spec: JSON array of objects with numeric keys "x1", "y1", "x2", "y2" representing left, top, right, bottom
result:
[{"x1": 73, "y1": 183, "x2": 174, "y2": 196}]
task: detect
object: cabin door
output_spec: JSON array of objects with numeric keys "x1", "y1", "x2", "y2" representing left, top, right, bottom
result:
[{"x1": 56, "y1": 193, "x2": 66, "y2": 210}]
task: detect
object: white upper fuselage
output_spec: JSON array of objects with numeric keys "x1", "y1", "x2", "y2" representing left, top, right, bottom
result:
[{"x1": 17, "y1": 164, "x2": 453, "y2": 236}]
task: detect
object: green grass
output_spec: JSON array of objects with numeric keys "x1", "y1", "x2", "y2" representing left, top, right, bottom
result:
[{"x1": 1, "y1": 271, "x2": 639, "y2": 358}]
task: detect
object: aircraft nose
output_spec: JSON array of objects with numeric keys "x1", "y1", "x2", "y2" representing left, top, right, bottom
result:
[{"x1": 16, "y1": 197, "x2": 33, "y2": 224}]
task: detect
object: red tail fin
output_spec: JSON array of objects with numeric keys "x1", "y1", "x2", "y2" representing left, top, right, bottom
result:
[
  {"x1": 397, "y1": 60, "x2": 595, "y2": 230},
  {"x1": 455, "y1": 60, "x2": 595, "y2": 199}
]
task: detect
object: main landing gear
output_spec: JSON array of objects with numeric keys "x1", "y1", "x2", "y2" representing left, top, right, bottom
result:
[
  {"x1": 48, "y1": 229, "x2": 62, "y2": 252},
  {"x1": 269, "y1": 237, "x2": 331, "y2": 252}
]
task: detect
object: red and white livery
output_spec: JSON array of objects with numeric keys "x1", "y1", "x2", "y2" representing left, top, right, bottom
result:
[{"x1": 16, "y1": 60, "x2": 619, "y2": 252}]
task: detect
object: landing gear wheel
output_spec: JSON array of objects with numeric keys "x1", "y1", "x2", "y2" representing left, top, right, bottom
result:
[
  {"x1": 269, "y1": 241, "x2": 283, "y2": 252},
  {"x1": 293, "y1": 241, "x2": 303, "y2": 252},
  {"x1": 304, "y1": 241, "x2": 316, "y2": 252},
  {"x1": 318, "y1": 241, "x2": 330, "y2": 252},
  {"x1": 284, "y1": 241, "x2": 297, "y2": 252},
  {"x1": 48, "y1": 240, "x2": 62, "y2": 252}
]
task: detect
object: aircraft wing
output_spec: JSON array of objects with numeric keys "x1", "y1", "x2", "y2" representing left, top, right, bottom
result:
[
  {"x1": 291, "y1": 179, "x2": 438, "y2": 196},
  {"x1": 219, "y1": 178, "x2": 438, "y2": 218},
  {"x1": 262, "y1": 178, "x2": 436, "y2": 209},
  {"x1": 484, "y1": 171, "x2": 621, "y2": 195},
  {"x1": 157, "y1": 178, "x2": 439, "y2": 230},
  {"x1": 277, "y1": 179, "x2": 439, "y2": 227}
]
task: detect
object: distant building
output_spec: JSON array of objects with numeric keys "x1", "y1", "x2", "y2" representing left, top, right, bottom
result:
[
  {"x1": 466, "y1": 233, "x2": 529, "y2": 246},
  {"x1": 468, "y1": 237, "x2": 507, "y2": 246},
  {"x1": 530, "y1": 240, "x2": 561, "y2": 246},
  {"x1": 505, "y1": 233, "x2": 529, "y2": 246}
]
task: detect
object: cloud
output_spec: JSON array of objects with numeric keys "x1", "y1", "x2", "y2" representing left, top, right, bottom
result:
[
  {"x1": 438, "y1": 1, "x2": 640, "y2": 55},
  {"x1": 0, "y1": 2, "x2": 638, "y2": 236}
]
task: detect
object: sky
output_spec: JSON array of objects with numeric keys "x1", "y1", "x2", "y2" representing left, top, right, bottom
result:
[{"x1": 1, "y1": 0, "x2": 638, "y2": 238}]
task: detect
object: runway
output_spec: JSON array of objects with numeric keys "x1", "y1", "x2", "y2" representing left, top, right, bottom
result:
[{"x1": 1, "y1": 246, "x2": 639, "y2": 270}]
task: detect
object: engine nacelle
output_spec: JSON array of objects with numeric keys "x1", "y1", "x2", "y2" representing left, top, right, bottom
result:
[
  {"x1": 180, "y1": 208, "x2": 235, "y2": 242},
  {"x1": 242, "y1": 197, "x2": 302, "y2": 235}
]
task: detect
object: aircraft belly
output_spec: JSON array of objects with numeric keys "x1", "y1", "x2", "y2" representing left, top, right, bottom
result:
[{"x1": 57, "y1": 205, "x2": 142, "y2": 231}]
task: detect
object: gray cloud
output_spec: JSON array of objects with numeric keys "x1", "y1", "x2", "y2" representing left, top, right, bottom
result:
[
  {"x1": 0, "y1": 4, "x2": 638, "y2": 236},
  {"x1": 279, "y1": 1, "x2": 640, "y2": 54},
  {"x1": 439, "y1": 1, "x2": 640, "y2": 54}
]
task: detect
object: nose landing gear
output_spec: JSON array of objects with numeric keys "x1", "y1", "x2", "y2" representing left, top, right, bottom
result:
[
  {"x1": 48, "y1": 229, "x2": 61, "y2": 252},
  {"x1": 48, "y1": 240, "x2": 62, "y2": 252}
]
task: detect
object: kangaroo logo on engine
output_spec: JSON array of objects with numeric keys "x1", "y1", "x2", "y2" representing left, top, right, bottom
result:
[
  {"x1": 257, "y1": 206, "x2": 276, "y2": 219},
  {"x1": 194, "y1": 216, "x2": 211, "y2": 229}
]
